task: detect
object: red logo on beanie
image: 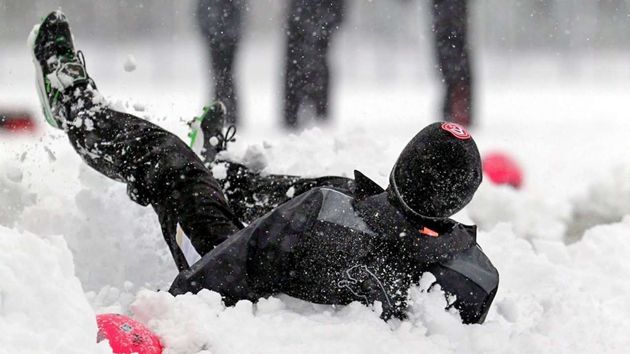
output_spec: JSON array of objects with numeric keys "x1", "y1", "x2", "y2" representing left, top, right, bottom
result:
[{"x1": 441, "y1": 122, "x2": 471, "y2": 140}]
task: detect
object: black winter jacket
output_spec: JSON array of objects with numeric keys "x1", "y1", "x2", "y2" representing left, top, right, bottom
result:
[{"x1": 169, "y1": 171, "x2": 499, "y2": 324}]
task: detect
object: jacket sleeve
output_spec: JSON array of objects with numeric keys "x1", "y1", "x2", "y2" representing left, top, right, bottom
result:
[
  {"x1": 426, "y1": 244, "x2": 499, "y2": 324},
  {"x1": 168, "y1": 189, "x2": 322, "y2": 304}
]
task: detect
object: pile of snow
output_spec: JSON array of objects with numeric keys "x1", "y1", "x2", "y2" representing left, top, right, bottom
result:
[
  {"x1": 0, "y1": 161, "x2": 35, "y2": 227},
  {"x1": 468, "y1": 183, "x2": 572, "y2": 242},
  {"x1": 568, "y1": 164, "x2": 630, "y2": 241},
  {"x1": 120, "y1": 219, "x2": 630, "y2": 354},
  {"x1": 469, "y1": 163, "x2": 630, "y2": 244},
  {"x1": 0, "y1": 226, "x2": 110, "y2": 353},
  {"x1": 0, "y1": 138, "x2": 176, "y2": 308},
  {"x1": 3, "y1": 120, "x2": 630, "y2": 353}
]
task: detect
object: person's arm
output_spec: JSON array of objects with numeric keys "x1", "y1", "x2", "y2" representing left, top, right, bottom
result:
[{"x1": 426, "y1": 244, "x2": 499, "y2": 324}]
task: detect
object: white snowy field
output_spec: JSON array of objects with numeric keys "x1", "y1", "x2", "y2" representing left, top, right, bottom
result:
[{"x1": 2, "y1": 37, "x2": 630, "y2": 354}]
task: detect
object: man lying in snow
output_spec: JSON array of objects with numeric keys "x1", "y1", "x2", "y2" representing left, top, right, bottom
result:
[{"x1": 30, "y1": 11, "x2": 498, "y2": 324}]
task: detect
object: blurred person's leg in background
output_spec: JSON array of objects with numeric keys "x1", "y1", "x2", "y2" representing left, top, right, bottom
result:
[
  {"x1": 197, "y1": 0, "x2": 246, "y2": 125},
  {"x1": 432, "y1": 0, "x2": 473, "y2": 127},
  {"x1": 283, "y1": 0, "x2": 345, "y2": 128}
]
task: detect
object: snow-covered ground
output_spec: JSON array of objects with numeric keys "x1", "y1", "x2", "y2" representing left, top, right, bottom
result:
[{"x1": 2, "y1": 35, "x2": 630, "y2": 353}]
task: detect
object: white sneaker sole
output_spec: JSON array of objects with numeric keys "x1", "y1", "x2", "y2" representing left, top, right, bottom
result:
[{"x1": 28, "y1": 24, "x2": 59, "y2": 129}]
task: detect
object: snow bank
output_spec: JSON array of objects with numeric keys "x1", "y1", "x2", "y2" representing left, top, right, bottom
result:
[
  {"x1": 469, "y1": 163, "x2": 630, "y2": 244},
  {"x1": 0, "y1": 138, "x2": 176, "y2": 296},
  {"x1": 480, "y1": 220, "x2": 630, "y2": 353},
  {"x1": 125, "y1": 219, "x2": 630, "y2": 354},
  {"x1": 130, "y1": 282, "x2": 456, "y2": 354},
  {"x1": 0, "y1": 161, "x2": 35, "y2": 227},
  {"x1": 3, "y1": 121, "x2": 630, "y2": 353},
  {"x1": 468, "y1": 183, "x2": 572, "y2": 242},
  {"x1": 568, "y1": 164, "x2": 630, "y2": 241},
  {"x1": 0, "y1": 226, "x2": 110, "y2": 354}
]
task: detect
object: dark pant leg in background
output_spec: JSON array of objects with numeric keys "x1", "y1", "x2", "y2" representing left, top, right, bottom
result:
[
  {"x1": 218, "y1": 161, "x2": 354, "y2": 223},
  {"x1": 197, "y1": 0, "x2": 245, "y2": 125},
  {"x1": 62, "y1": 87, "x2": 241, "y2": 271},
  {"x1": 283, "y1": 0, "x2": 345, "y2": 128},
  {"x1": 432, "y1": 0, "x2": 473, "y2": 126}
]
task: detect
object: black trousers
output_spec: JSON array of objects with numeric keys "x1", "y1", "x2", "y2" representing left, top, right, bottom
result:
[
  {"x1": 197, "y1": 0, "x2": 245, "y2": 125},
  {"x1": 432, "y1": 0, "x2": 472, "y2": 124},
  {"x1": 61, "y1": 86, "x2": 350, "y2": 271},
  {"x1": 283, "y1": 0, "x2": 345, "y2": 127},
  {"x1": 196, "y1": 0, "x2": 345, "y2": 128}
]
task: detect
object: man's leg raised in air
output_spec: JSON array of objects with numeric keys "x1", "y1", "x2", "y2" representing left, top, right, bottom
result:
[{"x1": 30, "y1": 11, "x2": 241, "y2": 271}]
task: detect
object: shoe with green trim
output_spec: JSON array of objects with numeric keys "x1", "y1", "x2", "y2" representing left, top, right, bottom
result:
[
  {"x1": 188, "y1": 101, "x2": 236, "y2": 163},
  {"x1": 29, "y1": 10, "x2": 90, "y2": 129}
]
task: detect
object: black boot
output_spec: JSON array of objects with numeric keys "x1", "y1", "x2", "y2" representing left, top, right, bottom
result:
[
  {"x1": 30, "y1": 10, "x2": 91, "y2": 129},
  {"x1": 188, "y1": 101, "x2": 236, "y2": 163}
]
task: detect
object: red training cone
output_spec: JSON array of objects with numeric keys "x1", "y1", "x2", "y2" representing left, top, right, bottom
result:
[
  {"x1": 96, "y1": 313, "x2": 163, "y2": 354},
  {"x1": 482, "y1": 152, "x2": 523, "y2": 189}
]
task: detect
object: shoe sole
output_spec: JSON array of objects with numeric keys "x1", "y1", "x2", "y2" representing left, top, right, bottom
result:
[{"x1": 28, "y1": 23, "x2": 61, "y2": 129}]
